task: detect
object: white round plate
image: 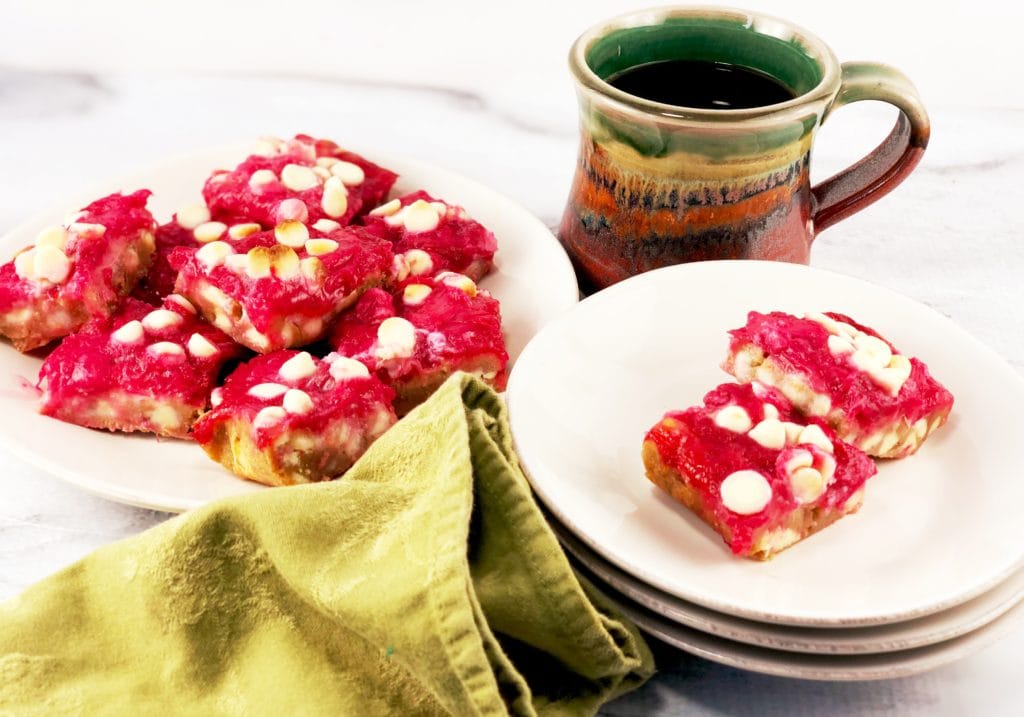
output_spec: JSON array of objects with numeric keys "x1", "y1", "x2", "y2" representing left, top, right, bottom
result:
[
  {"x1": 588, "y1": 564, "x2": 1024, "y2": 681},
  {"x1": 549, "y1": 511, "x2": 1024, "y2": 654},
  {"x1": 508, "y1": 260, "x2": 1024, "y2": 627},
  {"x1": 0, "y1": 147, "x2": 578, "y2": 513}
]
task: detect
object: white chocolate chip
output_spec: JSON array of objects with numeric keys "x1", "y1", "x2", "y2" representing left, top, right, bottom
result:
[
  {"x1": 249, "y1": 169, "x2": 278, "y2": 190},
  {"x1": 762, "y1": 403, "x2": 779, "y2": 421},
  {"x1": 193, "y1": 221, "x2": 228, "y2": 243},
  {"x1": 720, "y1": 470, "x2": 772, "y2": 515},
  {"x1": 228, "y1": 222, "x2": 261, "y2": 240},
  {"x1": 789, "y1": 466, "x2": 826, "y2": 505},
  {"x1": 300, "y1": 257, "x2": 323, "y2": 284},
  {"x1": 391, "y1": 254, "x2": 410, "y2": 283},
  {"x1": 713, "y1": 405, "x2": 752, "y2": 433},
  {"x1": 195, "y1": 241, "x2": 234, "y2": 270},
  {"x1": 148, "y1": 341, "x2": 184, "y2": 358},
  {"x1": 111, "y1": 320, "x2": 144, "y2": 345},
  {"x1": 275, "y1": 221, "x2": 309, "y2": 248},
  {"x1": 827, "y1": 334, "x2": 855, "y2": 356},
  {"x1": 328, "y1": 356, "x2": 370, "y2": 381},
  {"x1": 330, "y1": 161, "x2": 365, "y2": 186},
  {"x1": 244, "y1": 249, "x2": 271, "y2": 279},
  {"x1": 252, "y1": 136, "x2": 284, "y2": 157},
  {"x1": 272, "y1": 248, "x2": 300, "y2": 280},
  {"x1": 436, "y1": 271, "x2": 477, "y2": 296},
  {"x1": 13, "y1": 249, "x2": 34, "y2": 280},
  {"x1": 283, "y1": 388, "x2": 314, "y2": 415},
  {"x1": 805, "y1": 312, "x2": 857, "y2": 338},
  {"x1": 68, "y1": 222, "x2": 106, "y2": 239},
  {"x1": 35, "y1": 226, "x2": 69, "y2": 250},
  {"x1": 315, "y1": 157, "x2": 340, "y2": 168},
  {"x1": 276, "y1": 198, "x2": 309, "y2": 224},
  {"x1": 320, "y1": 176, "x2": 349, "y2": 219},
  {"x1": 748, "y1": 418, "x2": 787, "y2": 450},
  {"x1": 166, "y1": 294, "x2": 196, "y2": 314},
  {"x1": 912, "y1": 417, "x2": 929, "y2": 439},
  {"x1": 176, "y1": 203, "x2": 211, "y2": 230},
  {"x1": 142, "y1": 309, "x2": 184, "y2": 332},
  {"x1": 224, "y1": 253, "x2": 250, "y2": 275},
  {"x1": 304, "y1": 238, "x2": 339, "y2": 256},
  {"x1": 28, "y1": 246, "x2": 72, "y2": 284},
  {"x1": 369, "y1": 198, "x2": 401, "y2": 217},
  {"x1": 403, "y1": 249, "x2": 433, "y2": 276},
  {"x1": 403, "y1": 283, "x2": 433, "y2": 306},
  {"x1": 401, "y1": 200, "x2": 440, "y2": 232},
  {"x1": 797, "y1": 424, "x2": 834, "y2": 453},
  {"x1": 807, "y1": 390, "x2": 832, "y2": 417},
  {"x1": 253, "y1": 406, "x2": 287, "y2": 429},
  {"x1": 875, "y1": 354, "x2": 912, "y2": 396},
  {"x1": 186, "y1": 333, "x2": 218, "y2": 358},
  {"x1": 150, "y1": 405, "x2": 182, "y2": 431},
  {"x1": 312, "y1": 166, "x2": 331, "y2": 181},
  {"x1": 210, "y1": 387, "x2": 224, "y2": 408},
  {"x1": 280, "y1": 163, "x2": 320, "y2": 192},
  {"x1": 375, "y1": 317, "x2": 417, "y2": 360},
  {"x1": 782, "y1": 449, "x2": 814, "y2": 476},
  {"x1": 781, "y1": 421, "x2": 804, "y2": 444},
  {"x1": 248, "y1": 382, "x2": 289, "y2": 399},
  {"x1": 851, "y1": 334, "x2": 892, "y2": 371},
  {"x1": 279, "y1": 351, "x2": 317, "y2": 382},
  {"x1": 312, "y1": 218, "x2": 341, "y2": 233}
]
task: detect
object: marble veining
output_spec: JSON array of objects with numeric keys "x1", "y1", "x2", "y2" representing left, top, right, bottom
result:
[{"x1": 0, "y1": 68, "x2": 1022, "y2": 716}]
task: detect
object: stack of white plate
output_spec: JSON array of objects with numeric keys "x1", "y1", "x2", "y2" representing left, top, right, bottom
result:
[{"x1": 506, "y1": 261, "x2": 1024, "y2": 680}]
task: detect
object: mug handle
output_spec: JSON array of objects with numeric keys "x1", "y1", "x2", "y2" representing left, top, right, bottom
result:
[{"x1": 811, "y1": 62, "x2": 930, "y2": 233}]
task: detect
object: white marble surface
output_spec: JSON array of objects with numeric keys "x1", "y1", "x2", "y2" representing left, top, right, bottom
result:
[{"x1": 2, "y1": 2, "x2": 1023, "y2": 713}]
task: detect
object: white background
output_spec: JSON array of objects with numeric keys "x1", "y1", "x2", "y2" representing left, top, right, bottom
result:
[{"x1": 1, "y1": 2, "x2": 1023, "y2": 715}]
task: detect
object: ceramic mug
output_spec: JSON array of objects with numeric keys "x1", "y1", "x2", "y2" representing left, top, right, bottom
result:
[{"x1": 559, "y1": 6, "x2": 930, "y2": 290}]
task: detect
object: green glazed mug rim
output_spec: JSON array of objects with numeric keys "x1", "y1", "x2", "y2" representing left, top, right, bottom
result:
[{"x1": 570, "y1": 5, "x2": 842, "y2": 125}]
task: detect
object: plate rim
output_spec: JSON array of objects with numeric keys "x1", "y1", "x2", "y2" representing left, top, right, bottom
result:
[
  {"x1": 588, "y1": 560, "x2": 1024, "y2": 682},
  {"x1": 508, "y1": 259, "x2": 1024, "y2": 627},
  {"x1": 0, "y1": 144, "x2": 579, "y2": 514},
  {"x1": 549, "y1": 510, "x2": 1024, "y2": 654}
]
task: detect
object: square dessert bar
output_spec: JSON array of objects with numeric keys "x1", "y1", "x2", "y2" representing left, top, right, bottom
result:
[
  {"x1": 0, "y1": 190, "x2": 157, "y2": 351},
  {"x1": 38, "y1": 295, "x2": 242, "y2": 439},
  {"x1": 724, "y1": 311, "x2": 954, "y2": 458},
  {"x1": 193, "y1": 350, "x2": 397, "y2": 486},
  {"x1": 172, "y1": 221, "x2": 393, "y2": 353},
  {"x1": 330, "y1": 273, "x2": 508, "y2": 414},
  {"x1": 642, "y1": 382, "x2": 876, "y2": 560},
  {"x1": 202, "y1": 134, "x2": 397, "y2": 228},
  {"x1": 361, "y1": 190, "x2": 497, "y2": 282}
]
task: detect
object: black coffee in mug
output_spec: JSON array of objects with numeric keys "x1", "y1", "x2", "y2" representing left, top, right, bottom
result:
[{"x1": 606, "y1": 59, "x2": 796, "y2": 110}]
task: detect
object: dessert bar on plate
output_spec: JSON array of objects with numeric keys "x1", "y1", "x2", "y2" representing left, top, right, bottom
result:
[
  {"x1": 172, "y1": 221, "x2": 393, "y2": 353},
  {"x1": 642, "y1": 382, "x2": 876, "y2": 560},
  {"x1": 0, "y1": 190, "x2": 156, "y2": 351},
  {"x1": 193, "y1": 350, "x2": 396, "y2": 486},
  {"x1": 330, "y1": 273, "x2": 507, "y2": 414},
  {"x1": 362, "y1": 190, "x2": 497, "y2": 282},
  {"x1": 724, "y1": 311, "x2": 954, "y2": 458},
  {"x1": 38, "y1": 295, "x2": 242, "y2": 438},
  {"x1": 203, "y1": 134, "x2": 396, "y2": 228}
]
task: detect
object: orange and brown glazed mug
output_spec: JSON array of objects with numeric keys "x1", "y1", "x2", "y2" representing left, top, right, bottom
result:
[{"x1": 559, "y1": 6, "x2": 930, "y2": 290}]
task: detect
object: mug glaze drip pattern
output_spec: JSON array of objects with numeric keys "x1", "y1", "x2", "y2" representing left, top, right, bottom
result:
[{"x1": 559, "y1": 8, "x2": 929, "y2": 290}]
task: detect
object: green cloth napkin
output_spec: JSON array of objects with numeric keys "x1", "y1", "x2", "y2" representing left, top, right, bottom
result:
[{"x1": 0, "y1": 375, "x2": 654, "y2": 715}]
